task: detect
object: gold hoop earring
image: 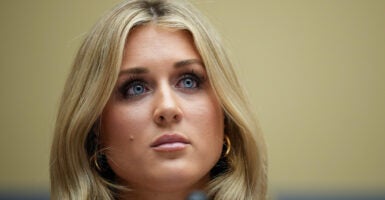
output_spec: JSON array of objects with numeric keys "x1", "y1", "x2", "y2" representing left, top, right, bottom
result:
[
  {"x1": 224, "y1": 135, "x2": 231, "y2": 157},
  {"x1": 90, "y1": 152, "x2": 102, "y2": 172}
]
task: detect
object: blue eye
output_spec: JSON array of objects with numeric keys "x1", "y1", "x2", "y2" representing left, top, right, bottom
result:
[
  {"x1": 181, "y1": 77, "x2": 197, "y2": 88},
  {"x1": 120, "y1": 80, "x2": 148, "y2": 98},
  {"x1": 130, "y1": 84, "x2": 145, "y2": 95},
  {"x1": 176, "y1": 73, "x2": 202, "y2": 89}
]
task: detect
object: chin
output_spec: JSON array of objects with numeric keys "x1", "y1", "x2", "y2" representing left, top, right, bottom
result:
[
  {"x1": 149, "y1": 172, "x2": 209, "y2": 192},
  {"x1": 137, "y1": 164, "x2": 211, "y2": 192}
]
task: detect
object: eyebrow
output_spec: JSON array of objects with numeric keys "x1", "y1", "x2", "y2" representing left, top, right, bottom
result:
[
  {"x1": 174, "y1": 59, "x2": 203, "y2": 68},
  {"x1": 119, "y1": 67, "x2": 149, "y2": 76},
  {"x1": 118, "y1": 59, "x2": 203, "y2": 76}
]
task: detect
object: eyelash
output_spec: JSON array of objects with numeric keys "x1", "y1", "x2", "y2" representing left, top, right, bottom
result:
[
  {"x1": 118, "y1": 79, "x2": 148, "y2": 99},
  {"x1": 118, "y1": 71, "x2": 206, "y2": 99},
  {"x1": 177, "y1": 72, "x2": 205, "y2": 89}
]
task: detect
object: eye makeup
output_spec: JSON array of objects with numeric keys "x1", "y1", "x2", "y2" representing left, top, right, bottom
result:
[
  {"x1": 115, "y1": 59, "x2": 208, "y2": 101},
  {"x1": 175, "y1": 70, "x2": 207, "y2": 90},
  {"x1": 117, "y1": 76, "x2": 151, "y2": 99}
]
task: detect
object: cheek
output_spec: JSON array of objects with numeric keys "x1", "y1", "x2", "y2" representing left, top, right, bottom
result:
[
  {"x1": 186, "y1": 94, "x2": 224, "y2": 133},
  {"x1": 100, "y1": 103, "x2": 151, "y2": 158},
  {"x1": 100, "y1": 103, "x2": 155, "y2": 179},
  {"x1": 103, "y1": 97, "x2": 153, "y2": 130},
  {"x1": 185, "y1": 95, "x2": 224, "y2": 156}
]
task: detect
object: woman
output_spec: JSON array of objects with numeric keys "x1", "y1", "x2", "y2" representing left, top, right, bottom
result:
[{"x1": 50, "y1": 0, "x2": 267, "y2": 199}]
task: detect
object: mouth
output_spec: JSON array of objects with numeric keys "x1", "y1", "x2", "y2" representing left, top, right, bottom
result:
[{"x1": 150, "y1": 133, "x2": 190, "y2": 152}]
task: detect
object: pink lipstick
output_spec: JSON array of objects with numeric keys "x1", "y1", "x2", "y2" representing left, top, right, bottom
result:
[{"x1": 150, "y1": 134, "x2": 190, "y2": 152}]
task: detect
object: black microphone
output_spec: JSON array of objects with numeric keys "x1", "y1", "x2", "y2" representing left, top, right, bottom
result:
[{"x1": 186, "y1": 191, "x2": 207, "y2": 200}]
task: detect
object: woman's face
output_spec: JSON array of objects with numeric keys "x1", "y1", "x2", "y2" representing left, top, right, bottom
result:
[{"x1": 101, "y1": 25, "x2": 224, "y2": 193}]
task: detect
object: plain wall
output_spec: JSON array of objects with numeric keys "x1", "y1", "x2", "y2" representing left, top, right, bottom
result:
[{"x1": 0, "y1": 0, "x2": 384, "y2": 197}]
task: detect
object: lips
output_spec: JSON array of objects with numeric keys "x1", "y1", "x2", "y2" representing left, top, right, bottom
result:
[{"x1": 150, "y1": 133, "x2": 190, "y2": 152}]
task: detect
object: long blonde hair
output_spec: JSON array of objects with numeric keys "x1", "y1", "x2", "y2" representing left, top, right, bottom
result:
[{"x1": 50, "y1": 0, "x2": 267, "y2": 199}]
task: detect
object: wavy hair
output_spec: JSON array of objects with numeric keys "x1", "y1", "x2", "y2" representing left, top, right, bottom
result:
[{"x1": 50, "y1": 0, "x2": 267, "y2": 199}]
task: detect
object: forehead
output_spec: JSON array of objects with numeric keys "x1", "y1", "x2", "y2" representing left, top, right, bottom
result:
[
  {"x1": 121, "y1": 25, "x2": 201, "y2": 69},
  {"x1": 126, "y1": 24, "x2": 194, "y2": 48}
]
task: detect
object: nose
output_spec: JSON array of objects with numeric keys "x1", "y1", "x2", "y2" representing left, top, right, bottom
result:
[{"x1": 153, "y1": 85, "x2": 183, "y2": 126}]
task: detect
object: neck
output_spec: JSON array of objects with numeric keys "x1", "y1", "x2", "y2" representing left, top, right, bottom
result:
[
  {"x1": 119, "y1": 176, "x2": 209, "y2": 200},
  {"x1": 122, "y1": 190, "x2": 192, "y2": 200}
]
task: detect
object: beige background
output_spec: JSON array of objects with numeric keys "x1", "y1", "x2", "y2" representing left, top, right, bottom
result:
[{"x1": 0, "y1": 0, "x2": 384, "y2": 196}]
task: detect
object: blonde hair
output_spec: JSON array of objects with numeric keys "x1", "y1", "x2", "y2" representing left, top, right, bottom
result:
[{"x1": 50, "y1": 0, "x2": 267, "y2": 199}]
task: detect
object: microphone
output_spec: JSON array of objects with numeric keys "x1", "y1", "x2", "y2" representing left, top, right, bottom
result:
[{"x1": 186, "y1": 191, "x2": 207, "y2": 200}]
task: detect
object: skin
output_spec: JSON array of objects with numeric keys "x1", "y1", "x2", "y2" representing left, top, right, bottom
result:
[{"x1": 101, "y1": 24, "x2": 224, "y2": 200}]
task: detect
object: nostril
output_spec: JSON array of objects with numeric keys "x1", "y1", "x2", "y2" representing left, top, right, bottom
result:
[
  {"x1": 153, "y1": 103, "x2": 183, "y2": 125},
  {"x1": 173, "y1": 115, "x2": 179, "y2": 121}
]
